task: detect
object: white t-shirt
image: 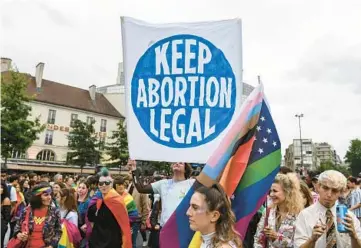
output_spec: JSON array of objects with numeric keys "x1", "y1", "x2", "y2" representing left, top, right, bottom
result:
[
  {"x1": 60, "y1": 209, "x2": 78, "y2": 227},
  {"x1": 7, "y1": 184, "x2": 17, "y2": 202},
  {"x1": 151, "y1": 178, "x2": 195, "y2": 227}
]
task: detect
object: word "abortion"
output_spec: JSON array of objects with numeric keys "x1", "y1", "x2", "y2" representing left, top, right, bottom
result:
[{"x1": 131, "y1": 35, "x2": 236, "y2": 148}]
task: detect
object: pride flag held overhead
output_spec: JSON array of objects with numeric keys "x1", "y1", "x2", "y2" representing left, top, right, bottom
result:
[{"x1": 160, "y1": 83, "x2": 281, "y2": 248}]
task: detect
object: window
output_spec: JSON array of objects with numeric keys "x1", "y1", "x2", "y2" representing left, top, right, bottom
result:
[
  {"x1": 36, "y1": 149, "x2": 55, "y2": 161},
  {"x1": 45, "y1": 130, "x2": 54, "y2": 145},
  {"x1": 100, "y1": 119, "x2": 107, "y2": 132},
  {"x1": 70, "y1": 114, "x2": 78, "y2": 127},
  {"x1": 47, "y1": 109, "x2": 56, "y2": 124},
  {"x1": 86, "y1": 116, "x2": 94, "y2": 125},
  {"x1": 11, "y1": 150, "x2": 26, "y2": 159}
]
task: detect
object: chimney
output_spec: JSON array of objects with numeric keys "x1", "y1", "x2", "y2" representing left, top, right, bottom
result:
[
  {"x1": 116, "y1": 62, "x2": 124, "y2": 85},
  {"x1": 89, "y1": 85, "x2": 96, "y2": 101},
  {"x1": 35, "y1": 62, "x2": 45, "y2": 88},
  {"x1": 1, "y1": 58, "x2": 12, "y2": 72}
]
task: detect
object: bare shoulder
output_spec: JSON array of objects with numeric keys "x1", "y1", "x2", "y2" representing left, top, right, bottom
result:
[{"x1": 2, "y1": 197, "x2": 11, "y2": 205}]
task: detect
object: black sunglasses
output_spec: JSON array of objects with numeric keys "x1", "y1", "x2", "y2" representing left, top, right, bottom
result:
[{"x1": 98, "y1": 181, "x2": 112, "y2": 186}]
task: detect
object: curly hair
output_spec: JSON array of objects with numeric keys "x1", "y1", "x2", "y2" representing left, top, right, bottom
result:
[
  {"x1": 195, "y1": 183, "x2": 242, "y2": 248},
  {"x1": 272, "y1": 173, "x2": 304, "y2": 215}
]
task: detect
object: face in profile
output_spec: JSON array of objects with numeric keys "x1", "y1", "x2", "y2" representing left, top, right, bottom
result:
[
  {"x1": 269, "y1": 183, "x2": 286, "y2": 205},
  {"x1": 186, "y1": 192, "x2": 220, "y2": 233}
]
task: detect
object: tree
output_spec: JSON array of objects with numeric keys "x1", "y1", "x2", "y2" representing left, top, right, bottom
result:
[
  {"x1": 149, "y1": 161, "x2": 172, "y2": 176},
  {"x1": 1, "y1": 69, "x2": 44, "y2": 168},
  {"x1": 106, "y1": 119, "x2": 128, "y2": 169},
  {"x1": 317, "y1": 160, "x2": 351, "y2": 177},
  {"x1": 67, "y1": 119, "x2": 101, "y2": 174},
  {"x1": 345, "y1": 139, "x2": 361, "y2": 176}
]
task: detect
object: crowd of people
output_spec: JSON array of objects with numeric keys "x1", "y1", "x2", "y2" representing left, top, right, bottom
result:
[{"x1": 1, "y1": 162, "x2": 361, "y2": 248}]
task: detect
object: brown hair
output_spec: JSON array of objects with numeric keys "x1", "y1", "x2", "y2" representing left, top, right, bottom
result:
[
  {"x1": 195, "y1": 183, "x2": 242, "y2": 247},
  {"x1": 184, "y1": 163, "x2": 192, "y2": 179},
  {"x1": 300, "y1": 181, "x2": 313, "y2": 208},
  {"x1": 60, "y1": 188, "x2": 77, "y2": 212}
]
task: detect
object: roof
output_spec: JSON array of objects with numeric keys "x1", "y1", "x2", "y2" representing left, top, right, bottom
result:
[{"x1": 2, "y1": 71, "x2": 123, "y2": 118}]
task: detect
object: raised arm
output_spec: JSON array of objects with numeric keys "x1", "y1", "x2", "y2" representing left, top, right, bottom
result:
[{"x1": 128, "y1": 160, "x2": 154, "y2": 194}]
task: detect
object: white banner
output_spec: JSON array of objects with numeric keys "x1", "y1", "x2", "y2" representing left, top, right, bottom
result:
[{"x1": 121, "y1": 17, "x2": 243, "y2": 163}]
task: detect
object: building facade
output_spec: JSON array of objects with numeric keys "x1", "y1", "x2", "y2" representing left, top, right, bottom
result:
[
  {"x1": 314, "y1": 142, "x2": 342, "y2": 166},
  {"x1": 284, "y1": 140, "x2": 343, "y2": 172},
  {"x1": 284, "y1": 139, "x2": 320, "y2": 172},
  {"x1": 1, "y1": 58, "x2": 124, "y2": 174}
]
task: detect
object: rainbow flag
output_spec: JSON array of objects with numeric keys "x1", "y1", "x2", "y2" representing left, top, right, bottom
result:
[
  {"x1": 58, "y1": 219, "x2": 82, "y2": 248},
  {"x1": 160, "y1": 83, "x2": 280, "y2": 247}
]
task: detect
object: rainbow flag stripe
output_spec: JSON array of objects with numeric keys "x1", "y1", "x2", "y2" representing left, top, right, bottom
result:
[{"x1": 160, "y1": 84, "x2": 281, "y2": 248}]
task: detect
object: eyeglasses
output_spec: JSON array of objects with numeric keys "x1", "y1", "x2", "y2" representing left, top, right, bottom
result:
[{"x1": 98, "y1": 181, "x2": 112, "y2": 186}]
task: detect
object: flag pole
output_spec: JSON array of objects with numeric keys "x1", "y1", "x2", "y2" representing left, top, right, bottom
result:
[{"x1": 257, "y1": 75, "x2": 261, "y2": 85}]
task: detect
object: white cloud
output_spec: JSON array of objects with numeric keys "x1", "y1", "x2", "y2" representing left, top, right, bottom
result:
[{"x1": 1, "y1": 0, "x2": 360, "y2": 158}]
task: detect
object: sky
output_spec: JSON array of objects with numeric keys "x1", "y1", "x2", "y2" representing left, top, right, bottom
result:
[{"x1": 1, "y1": 0, "x2": 360, "y2": 159}]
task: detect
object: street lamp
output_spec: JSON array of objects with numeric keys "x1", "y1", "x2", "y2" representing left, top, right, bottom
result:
[{"x1": 295, "y1": 114, "x2": 304, "y2": 169}]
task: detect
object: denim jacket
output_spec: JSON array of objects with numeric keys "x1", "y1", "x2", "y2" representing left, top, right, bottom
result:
[{"x1": 14, "y1": 206, "x2": 62, "y2": 247}]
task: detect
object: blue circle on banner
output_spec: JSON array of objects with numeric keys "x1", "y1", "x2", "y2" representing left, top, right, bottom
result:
[{"x1": 131, "y1": 34, "x2": 236, "y2": 148}]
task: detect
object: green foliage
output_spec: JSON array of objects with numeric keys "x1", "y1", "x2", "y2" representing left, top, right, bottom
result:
[
  {"x1": 1, "y1": 69, "x2": 45, "y2": 166},
  {"x1": 317, "y1": 160, "x2": 351, "y2": 176},
  {"x1": 105, "y1": 119, "x2": 128, "y2": 168},
  {"x1": 345, "y1": 139, "x2": 361, "y2": 176},
  {"x1": 67, "y1": 119, "x2": 101, "y2": 172},
  {"x1": 149, "y1": 161, "x2": 172, "y2": 176}
]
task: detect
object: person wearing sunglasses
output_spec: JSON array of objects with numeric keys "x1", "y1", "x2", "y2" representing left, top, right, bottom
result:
[{"x1": 87, "y1": 168, "x2": 132, "y2": 248}]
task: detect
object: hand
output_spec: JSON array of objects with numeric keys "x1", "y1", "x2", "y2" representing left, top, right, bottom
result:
[
  {"x1": 155, "y1": 224, "x2": 160, "y2": 230},
  {"x1": 343, "y1": 213, "x2": 357, "y2": 238},
  {"x1": 80, "y1": 224, "x2": 87, "y2": 233},
  {"x1": 16, "y1": 232, "x2": 29, "y2": 242},
  {"x1": 127, "y1": 159, "x2": 137, "y2": 171},
  {"x1": 311, "y1": 223, "x2": 326, "y2": 242},
  {"x1": 263, "y1": 227, "x2": 278, "y2": 241}
]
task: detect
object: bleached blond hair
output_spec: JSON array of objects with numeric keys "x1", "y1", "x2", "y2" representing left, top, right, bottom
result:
[
  {"x1": 318, "y1": 170, "x2": 347, "y2": 190},
  {"x1": 272, "y1": 173, "x2": 304, "y2": 215}
]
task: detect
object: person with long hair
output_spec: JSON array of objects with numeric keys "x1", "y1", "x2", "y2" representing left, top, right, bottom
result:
[
  {"x1": 10, "y1": 182, "x2": 26, "y2": 238},
  {"x1": 1, "y1": 181, "x2": 11, "y2": 248},
  {"x1": 299, "y1": 181, "x2": 313, "y2": 208},
  {"x1": 86, "y1": 168, "x2": 132, "y2": 248},
  {"x1": 58, "y1": 188, "x2": 81, "y2": 248},
  {"x1": 19, "y1": 179, "x2": 30, "y2": 204},
  {"x1": 59, "y1": 188, "x2": 78, "y2": 226},
  {"x1": 77, "y1": 180, "x2": 90, "y2": 247},
  {"x1": 254, "y1": 173, "x2": 304, "y2": 247},
  {"x1": 186, "y1": 183, "x2": 242, "y2": 248},
  {"x1": 13, "y1": 182, "x2": 62, "y2": 248},
  {"x1": 52, "y1": 182, "x2": 65, "y2": 207}
]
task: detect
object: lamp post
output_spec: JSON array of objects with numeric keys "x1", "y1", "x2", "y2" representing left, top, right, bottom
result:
[{"x1": 295, "y1": 114, "x2": 304, "y2": 169}]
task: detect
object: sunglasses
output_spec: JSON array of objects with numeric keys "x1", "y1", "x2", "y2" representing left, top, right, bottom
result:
[{"x1": 98, "y1": 181, "x2": 112, "y2": 186}]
